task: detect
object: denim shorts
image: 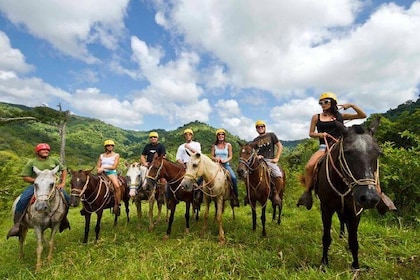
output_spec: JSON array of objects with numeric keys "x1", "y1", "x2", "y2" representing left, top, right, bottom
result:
[{"x1": 105, "y1": 170, "x2": 117, "y2": 176}]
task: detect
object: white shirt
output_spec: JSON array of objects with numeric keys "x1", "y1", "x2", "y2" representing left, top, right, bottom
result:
[{"x1": 176, "y1": 141, "x2": 202, "y2": 163}]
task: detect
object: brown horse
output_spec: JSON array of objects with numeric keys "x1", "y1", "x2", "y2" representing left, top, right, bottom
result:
[
  {"x1": 237, "y1": 142, "x2": 285, "y2": 237},
  {"x1": 69, "y1": 169, "x2": 130, "y2": 243},
  {"x1": 315, "y1": 118, "x2": 382, "y2": 269},
  {"x1": 143, "y1": 154, "x2": 200, "y2": 240}
]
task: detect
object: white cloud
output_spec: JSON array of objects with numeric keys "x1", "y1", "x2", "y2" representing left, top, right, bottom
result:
[{"x1": 0, "y1": 31, "x2": 34, "y2": 73}]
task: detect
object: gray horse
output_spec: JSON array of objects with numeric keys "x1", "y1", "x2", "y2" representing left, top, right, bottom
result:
[{"x1": 11, "y1": 165, "x2": 67, "y2": 272}]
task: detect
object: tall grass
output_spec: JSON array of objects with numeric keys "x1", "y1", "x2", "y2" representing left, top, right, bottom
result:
[{"x1": 0, "y1": 179, "x2": 418, "y2": 280}]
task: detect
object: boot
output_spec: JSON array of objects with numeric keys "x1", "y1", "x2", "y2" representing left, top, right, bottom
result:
[
  {"x1": 297, "y1": 191, "x2": 313, "y2": 210},
  {"x1": 230, "y1": 192, "x2": 240, "y2": 207},
  {"x1": 271, "y1": 177, "x2": 283, "y2": 206},
  {"x1": 243, "y1": 195, "x2": 249, "y2": 206},
  {"x1": 59, "y1": 204, "x2": 71, "y2": 233},
  {"x1": 6, "y1": 212, "x2": 23, "y2": 239}
]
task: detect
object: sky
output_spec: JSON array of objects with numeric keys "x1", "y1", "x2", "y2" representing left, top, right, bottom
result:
[{"x1": 0, "y1": 0, "x2": 419, "y2": 141}]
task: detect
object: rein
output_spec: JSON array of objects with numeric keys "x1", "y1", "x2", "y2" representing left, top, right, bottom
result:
[
  {"x1": 239, "y1": 150, "x2": 270, "y2": 209},
  {"x1": 185, "y1": 159, "x2": 226, "y2": 198},
  {"x1": 324, "y1": 135, "x2": 379, "y2": 216},
  {"x1": 78, "y1": 175, "x2": 112, "y2": 213}
]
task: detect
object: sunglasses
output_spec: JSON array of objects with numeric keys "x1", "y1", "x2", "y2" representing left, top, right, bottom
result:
[
  {"x1": 256, "y1": 125, "x2": 265, "y2": 129},
  {"x1": 217, "y1": 133, "x2": 225, "y2": 136},
  {"x1": 149, "y1": 136, "x2": 157, "y2": 139},
  {"x1": 319, "y1": 99, "x2": 332, "y2": 105}
]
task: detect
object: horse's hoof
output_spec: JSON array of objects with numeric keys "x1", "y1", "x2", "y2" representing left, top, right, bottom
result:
[{"x1": 163, "y1": 234, "x2": 169, "y2": 241}]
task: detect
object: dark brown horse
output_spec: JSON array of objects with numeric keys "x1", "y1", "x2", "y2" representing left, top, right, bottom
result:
[
  {"x1": 315, "y1": 118, "x2": 381, "y2": 269},
  {"x1": 143, "y1": 154, "x2": 198, "y2": 240},
  {"x1": 237, "y1": 142, "x2": 286, "y2": 237},
  {"x1": 69, "y1": 169, "x2": 130, "y2": 243}
]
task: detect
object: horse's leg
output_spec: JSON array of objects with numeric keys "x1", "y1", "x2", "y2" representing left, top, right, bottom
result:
[
  {"x1": 47, "y1": 225, "x2": 60, "y2": 263},
  {"x1": 185, "y1": 201, "x2": 191, "y2": 234},
  {"x1": 95, "y1": 211, "x2": 103, "y2": 243},
  {"x1": 136, "y1": 198, "x2": 142, "y2": 228},
  {"x1": 34, "y1": 227, "x2": 44, "y2": 272},
  {"x1": 19, "y1": 227, "x2": 28, "y2": 260},
  {"x1": 156, "y1": 200, "x2": 162, "y2": 223},
  {"x1": 272, "y1": 204, "x2": 277, "y2": 221},
  {"x1": 148, "y1": 196, "x2": 155, "y2": 232},
  {"x1": 124, "y1": 198, "x2": 130, "y2": 223},
  {"x1": 164, "y1": 201, "x2": 176, "y2": 240},
  {"x1": 321, "y1": 206, "x2": 333, "y2": 268},
  {"x1": 83, "y1": 213, "x2": 91, "y2": 243},
  {"x1": 261, "y1": 205, "x2": 267, "y2": 237},
  {"x1": 251, "y1": 202, "x2": 257, "y2": 231},
  {"x1": 346, "y1": 214, "x2": 361, "y2": 269},
  {"x1": 201, "y1": 195, "x2": 210, "y2": 238},
  {"x1": 277, "y1": 200, "x2": 283, "y2": 225},
  {"x1": 337, "y1": 212, "x2": 346, "y2": 238},
  {"x1": 216, "y1": 197, "x2": 225, "y2": 245}
]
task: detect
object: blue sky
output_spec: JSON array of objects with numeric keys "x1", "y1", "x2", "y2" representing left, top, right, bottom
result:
[{"x1": 0, "y1": 0, "x2": 419, "y2": 141}]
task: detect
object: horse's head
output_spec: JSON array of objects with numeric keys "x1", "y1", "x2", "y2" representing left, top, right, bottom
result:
[
  {"x1": 126, "y1": 162, "x2": 147, "y2": 197},
  {"x1": 33, "y1": 165, "x2": 60, "y2": 213},
  {"x1": 69, "y1": 169, "x2": 92, "y2": 207},
  {"x1": 142, "y1": 154, "x2": 164, "y2": 192},
  {"x1": 237, "y1": 142, "x2": 258, "y2": 179},
  {"x1": 337, "y1": 117, "x2": 381, "y2": 209},
  {"x1": 179, "y1": 152, "x2": 202, "y2": 192}
]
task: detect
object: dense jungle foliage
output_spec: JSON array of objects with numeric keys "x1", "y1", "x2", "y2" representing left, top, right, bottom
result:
[{"x1": 0, "y1": 99, "x2": 419, "y2": 223}]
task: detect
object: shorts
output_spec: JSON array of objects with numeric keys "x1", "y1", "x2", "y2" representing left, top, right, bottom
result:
[
  {"x1": 318, "y1": 144, "x2": 327, "y2": 151},
  {"x1": 105, "y1": 170, "x2": 117, "y2": 176}
]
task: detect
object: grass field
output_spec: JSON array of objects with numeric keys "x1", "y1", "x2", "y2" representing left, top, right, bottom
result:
[{"x1": 0, "y1": 180, "x2": 418, "y2": 280}]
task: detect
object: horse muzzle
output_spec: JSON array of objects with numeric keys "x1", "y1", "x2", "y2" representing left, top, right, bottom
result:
[
  {"x1": 34, "y1": 200, "x2": 49, "y2": 213},
  {"x1": 353, "y1": 185, "x2": 381, "y2": 209},
  {"x1": 179, "y1": 178, "x2": 194, "y2": 192}
]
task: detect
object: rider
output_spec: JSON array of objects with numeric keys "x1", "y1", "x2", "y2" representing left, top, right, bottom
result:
[
  {"x1": 7, "y1": 143, "x2": 71, "y2": 238},
  {"x1": 176, "y1": 128, "x2": 203, "y2": 204},
  {"x1": 296, "y1": 92, "x2": 367, "y2": 210},
  {"x1": 211, "y1": 129, "x2": 240, "y2": 207},
  {"x1": 253, "y1": 120, "x2": 284, "y2": 206},
  {"x1": 141, "y1": 131, "x2": 167, "y2": 203},
  {"x1": 96, "y1": 139, "x2": 122, "y2": 216}
]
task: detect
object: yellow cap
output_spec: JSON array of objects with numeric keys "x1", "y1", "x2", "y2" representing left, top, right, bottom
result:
[
  {"x1": 215, "y1": 129, "x2": 226, "y2": 136},
  {"x1": 255, "y1": 120, "x2": 266, "y2": 127},
  {"x1": 149, "y1": 131, "x2": 159, "y2": 138},
  {"x1": 183, "y1": 128, "x2": 193, "y2": 135},
  {"x1": 104, "y1": 139, "x2": 115, "y2": 146},
  {"x1": 319, "y1": 92, "x2": 337, "y2": 102}
]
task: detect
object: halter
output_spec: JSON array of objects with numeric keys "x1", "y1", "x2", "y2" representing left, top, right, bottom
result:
[
  {"x1": 324, "y1": 135, "x2": 379, "y2": 216},
  {"x1": 184, "y1": 159, "x2": 226, "y2": 198},
  {"x1": 239, "y1": 149, "x2": 271, "y2": 209},
  {"x1": 72, "y1": 174, "x2": 112, "y2": 214},
  {"x1": 34, "y1": 177, "x2": 61, "y2": 216}
]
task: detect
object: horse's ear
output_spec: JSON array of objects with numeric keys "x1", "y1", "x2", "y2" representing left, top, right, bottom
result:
[
  {"x1": 368, "y1": 116, "x2": 381, "y2": 135},
  {"x1": 237, "y1": 140, "x2": 244, "y2": 147},
  {"x1": 52, "y1": 165, "x2": 60, "y2": 174},
  {"x1": 335, "y1": 120, "x2": 349, "y2": 137},
  {"x1": 33, "y1": 166, "x2": 42, "y2": 175},
  {"x1": 185, "y1": 148, "x2": 192, "y2": 156},
  {"x1": 124, "y1": 161, "x2": 130, "y2": 168}
]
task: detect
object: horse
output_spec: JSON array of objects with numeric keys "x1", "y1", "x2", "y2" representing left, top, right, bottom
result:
[
  {"x1": 143, "y1": 154, "x2": 199, "y2": 240},
  {"x1": 237, "y1": 142, "x2": 286, "y2": 237},
  {"x1": 10, "y1": 166, "x2": 66, "y2": 272},
  {"x1": 179, "y1": 150, "x2": 231, "y2": 244},
  {"x1": 69, "y1": 169, "x2": 130, "y2": 243},
  {"x1": 125, "y1": 162, "x2": 165, "y2": 231},
  {"x1": 315, "y1": 118, "x2": 382, "y2": 270}
]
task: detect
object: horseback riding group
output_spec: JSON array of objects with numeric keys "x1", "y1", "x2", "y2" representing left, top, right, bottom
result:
[{"x1": 6, "y1": 92, "x2": 397, "y2": 270}]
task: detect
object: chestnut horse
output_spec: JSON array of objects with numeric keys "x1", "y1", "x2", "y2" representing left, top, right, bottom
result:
[
  {"x1": 237, "y1": 142, "x2": 286, "y2": 237},
  {"x1": 69, "y1": 169, "x2": 129, "y2": 243},
  {"x1": 315, "y1": 118, "x2": 381, "y2": 269},
  {"x1": 125, "y1": 162, "x2": 165, "y2": 232},
  {"x1": 179, "y1": 150, "x2": 231, "y2": 244},
  {"x1": 143, "y1": 154, "x2": 200, "y2": 240},
  {"x1": 10, "y1": 166, "x2": 66, "y2": 272}
]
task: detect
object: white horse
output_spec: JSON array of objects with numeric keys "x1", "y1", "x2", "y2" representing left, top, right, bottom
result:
[
  {"x1": 179, "y1": 150, "x2": 231, "y2": 244},
  {"x1": 10, "y1": 166, "x2": 66, "y2": 272},
  {"x1": 125, "y1": 162, "x2": 165, "y2": 231}
]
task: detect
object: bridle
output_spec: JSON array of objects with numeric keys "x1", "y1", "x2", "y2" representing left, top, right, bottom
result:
[
  {"x1": 70, "y1": 174, "x2": 111, "y2": 213},
  {"x1": 324, "y1": 135, "x2": 379, "y2": 215}
]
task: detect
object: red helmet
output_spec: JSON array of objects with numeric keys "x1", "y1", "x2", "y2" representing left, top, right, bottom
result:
[{"x1": 35, "y1": 143, "x2": 51, "y2": 153}]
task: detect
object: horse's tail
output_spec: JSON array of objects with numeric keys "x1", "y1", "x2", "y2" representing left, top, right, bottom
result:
[{"x1": 298, "y1": 174, "x2": 305, "y2": 187}]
